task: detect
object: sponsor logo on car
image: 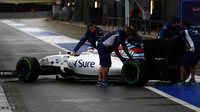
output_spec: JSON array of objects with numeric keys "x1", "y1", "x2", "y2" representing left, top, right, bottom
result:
[
  {"x1": 73, "y1": 59, "x2": 95, "y2": 68},
  {"x1": 155, "y1": 57, "x2": 165, "y2": 61}
]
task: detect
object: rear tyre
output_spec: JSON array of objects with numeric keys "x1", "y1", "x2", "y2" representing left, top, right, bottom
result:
[
  {"x1": 16, "y1": 57, "x2": 40, "y2": 82},
  {"x1": 121, "y1": 59, "x2": 149, "y2": 86}
]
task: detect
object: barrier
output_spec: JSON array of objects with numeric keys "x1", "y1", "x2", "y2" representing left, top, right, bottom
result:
[
  {"x1": 102, "y1": 17, "x2": 164, "y2": 35},
  {"x1": 0, "y1": 11, "x2": 50, "y2": 19}
]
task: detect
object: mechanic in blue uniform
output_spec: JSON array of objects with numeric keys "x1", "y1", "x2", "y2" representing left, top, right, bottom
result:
[
  {"x1": 127, "y1": 32, "x2": 143, "y2": 49},
  {"x1": 96, "y1": 26, "x2": 136, "y2": 87},
  {"x1": 72, "y1": 23, "x2": 104, "y2": 56},
  {"x1": 158, "y1": 17, "x2": 181, "y2": 39},
  {"x1": 166, "y1": 19, "x2": 200, "y2": 86}
]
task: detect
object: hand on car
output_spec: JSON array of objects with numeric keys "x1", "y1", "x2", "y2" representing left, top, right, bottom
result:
[{"x1": 72, "y1": 51, "x2": 76, "y2": 56}]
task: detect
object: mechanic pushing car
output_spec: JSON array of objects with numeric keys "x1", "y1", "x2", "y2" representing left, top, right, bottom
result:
[
  {"x1": 72, "y1": 23, "x2": 104, "y2": 56},
  {"x1": 166, "y1": 19, "x2": 200, "y2": 86},
  {"x1": 158, "y1": 17, "x2": 181, "y2": 39},
  {"x1": 96, "y1": 26, "x2": 136, "y2": 87}
]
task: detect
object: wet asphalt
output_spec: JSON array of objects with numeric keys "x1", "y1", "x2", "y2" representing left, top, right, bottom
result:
[{"x1": 0, "y1": 19, "x2": 195, "y2": 112}]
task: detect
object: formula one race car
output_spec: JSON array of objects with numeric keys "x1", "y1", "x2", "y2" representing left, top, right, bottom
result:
[{"x1": 15, "y1": 39, "x2": 189, "y2": 86}]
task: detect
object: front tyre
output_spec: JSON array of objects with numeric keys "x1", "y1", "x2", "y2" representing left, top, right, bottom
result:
[
  {"x1": 16, "y1": 57, "x2": 40, "y2": 82},
  {"x1": 121, "y1": 59, "x2": 149, "y2": 86}
]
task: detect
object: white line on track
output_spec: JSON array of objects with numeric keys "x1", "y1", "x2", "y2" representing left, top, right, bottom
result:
[
  {"x1": 0, "y1": 83, "x2": 12, "y2": 112},
  {"x1": 6, "y1": 23, "x2": 27, "y2": 26},
  {"x1": 1, "y1": 20, "x2": 72, "y2": 52},
  {"x1": 19, "y1": 28, "x2": 46, "y2": 32},
  {"x1": 144, "y1": 86, "x2": 200, "y2": 112},
  {"x1": 145, "y1": 75, "x2": 200, "y2": 112}
]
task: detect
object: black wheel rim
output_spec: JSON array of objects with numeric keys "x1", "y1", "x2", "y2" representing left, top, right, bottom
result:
[
  {"x1": 122, "y1": 60, "x2": 140, "y2": 84},
  {"x1": 16, "y1": 59, "x2": 31, "y2": 80}
]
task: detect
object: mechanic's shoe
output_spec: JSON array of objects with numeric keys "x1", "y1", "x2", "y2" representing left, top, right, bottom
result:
[
  {"x1": 96, "y1": 81, "x2": 102, "y2": 87},
  {"x1": 187, "y1": 78, "x2": 196, "y2": 85},
  {"x1": 101, "y1": 81, "x2": 113, "y2": 87},
  {"x1": 176, "y1": 80, "x2": 186, "y2": 86}
]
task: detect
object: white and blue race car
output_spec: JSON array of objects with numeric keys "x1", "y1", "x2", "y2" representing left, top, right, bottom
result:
[
  {"x1": 15, "y1": 43, "x2": 148, "y2": 86},
  {"x1": 15, "y1": 39, "x2": 190, "y2": 86}
]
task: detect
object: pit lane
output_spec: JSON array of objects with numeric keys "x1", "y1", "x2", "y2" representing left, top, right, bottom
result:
[{"x1": 0, "y1": 19, "x2": 199, "y2": 112}]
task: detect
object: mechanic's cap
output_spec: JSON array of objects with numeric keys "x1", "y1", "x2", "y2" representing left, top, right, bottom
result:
[
  {"x1": 127, "y1": 26, "x2": 137, "y2": 36},
  {"x1": 171, "y1": 17, "x2": 179, "y2": 24}
]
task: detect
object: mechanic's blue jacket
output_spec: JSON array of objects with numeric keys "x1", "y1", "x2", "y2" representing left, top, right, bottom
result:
[
  {"x1": 167, "y1": 28, "x2": 200, "y2": 54},
  {"x1": 159, "y1": 23, "x2": 181, "y2": 39},
  {"x1": 127, "y1": 33, "x2": 143, "y2": 49},
  {"x1": 100, "y1": 29, "x2": 132, "y2": 59},
  {"x1": 73, "y1": 26, "x2": 104, "y2": 52}
]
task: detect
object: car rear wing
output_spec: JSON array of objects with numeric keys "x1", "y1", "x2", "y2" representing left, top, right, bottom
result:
[{"x1": 143, "y1": 39, "x2": 186, "y2": 79}]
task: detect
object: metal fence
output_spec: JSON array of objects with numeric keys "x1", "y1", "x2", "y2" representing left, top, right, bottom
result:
[
  {"x1": 51, "y1": 12, "x2": 164, "y2": 36},
  {"x1": 102, "y1": 17, "x2": 164, "y2": 35}
]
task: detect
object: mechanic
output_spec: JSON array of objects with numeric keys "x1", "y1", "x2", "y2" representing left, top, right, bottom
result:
[
  {"x1": 127, "y1": 31, "x2": 143, "y2": 49},
  {"x1": 158, "y1": 17, "x2": 181, "y2": 39},
  {"x1": 72, "y1": 23, "x2": 104, "y2": 56},
  {"x1": 96, "y1": 26, "x2": 136, "y2": 87},
  {"x1": 166, "y1": 19, "x2": 200, "y2": 86}
]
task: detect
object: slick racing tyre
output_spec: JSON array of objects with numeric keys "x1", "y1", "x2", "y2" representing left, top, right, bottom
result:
[
  {"x1": 16, "y1": 57, "x2": 40, "y2": 82},
  {"x1": 121, "y1": 59, "x2": 149, "y2": 86}
]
